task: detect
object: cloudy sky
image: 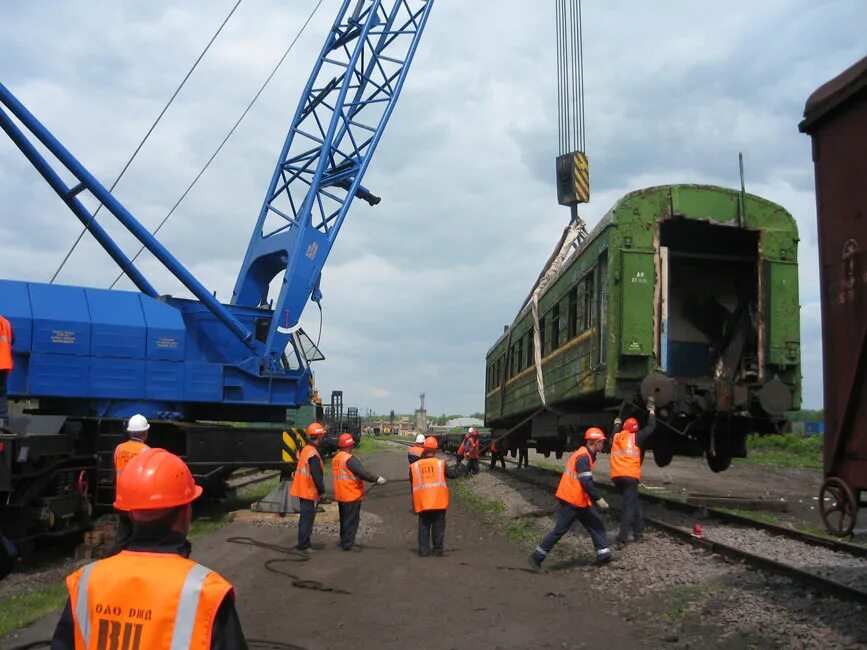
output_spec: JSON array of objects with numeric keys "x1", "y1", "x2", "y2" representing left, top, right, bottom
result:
[{"x1": 0, "y1": 1, "x2": 862, "y2": 416}]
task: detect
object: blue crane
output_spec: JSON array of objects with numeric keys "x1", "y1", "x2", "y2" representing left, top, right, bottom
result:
[{"x1": 0, "y1": 0, "x2": 434, "y2": 545}]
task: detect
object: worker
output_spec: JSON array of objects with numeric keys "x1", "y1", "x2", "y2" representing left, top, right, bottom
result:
[
  {"x1": 332, "y1": 433, "x2": 386, "y2": 551},
  {"x1": 488, "y1": 435, "x2": 506, "y2": 470},
  {"x1": 0, "y1": 314, "x2": 13, "y2": 429},
  {"x1": 411, "y1": 437, "x2": 461, "y2": 557},
  {"x1": 528, "y1": 427, "x2": 612, "y2": 570},
  {"x1": 516, "y1": 439, "x2": 529, "y2": 469},
  {"x1": 290, "y1": 422, "x2": 327, "y2": 553},
  {"x1": 51, "y1": 448, "x2": 248, "y2": 649},
  {"x1": 610, "y1": 399, "x2": 656, "y2": 545},
  {"x1": 408, "y1": 433, "x2": 425, "y2": 465},
  {"x1": 113, "y1": 414, "x2": 151, "y2": 551},
  {"x1": 465, "y1": 427, "x2": 481, "y2": 475}
]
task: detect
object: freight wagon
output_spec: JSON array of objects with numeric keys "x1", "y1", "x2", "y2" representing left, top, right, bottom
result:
[
  {"x1": 485, "y1": 184, "x2": 801, "y2": 471},
  {"x1": 800, "y1": 56, "x2": 867, "y2": 535}
]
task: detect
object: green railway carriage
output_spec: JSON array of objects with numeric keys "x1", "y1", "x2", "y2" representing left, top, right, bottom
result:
[{"x1": 485, "y1": 184, "x2": 801, "y2": 471}]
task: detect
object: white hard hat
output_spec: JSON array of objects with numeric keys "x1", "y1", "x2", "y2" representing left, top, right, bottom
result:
[
  {"x1": 415, "y1": 433, "x2": 426, "y2": 444},
  {"x1": 127, "y1": 414, "x2": 150, "y2": 433},
  {"x1": 468, "y1": 427, "x2": 475, "y2": 434}
]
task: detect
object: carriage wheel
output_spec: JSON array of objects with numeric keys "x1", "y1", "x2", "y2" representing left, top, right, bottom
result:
[{"x1": 819, "y1": 477, "x2": 858, "y2": 537}]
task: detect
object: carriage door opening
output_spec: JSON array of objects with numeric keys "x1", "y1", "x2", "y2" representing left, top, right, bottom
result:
[
  {"x1": 597, "y1": 251, "x2": 608, "y2": 365},
  {"x1": 659, "y1": 219, "x2": 759, "y2": 381}
]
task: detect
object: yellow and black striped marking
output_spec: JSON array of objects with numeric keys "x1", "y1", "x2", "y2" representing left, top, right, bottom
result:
[
  {"x1": 572, "y1": 152, "x2": 589, "y2": 204},
  {"x1": 282, "y1": 427, "x2": 306, "y2": 463}
]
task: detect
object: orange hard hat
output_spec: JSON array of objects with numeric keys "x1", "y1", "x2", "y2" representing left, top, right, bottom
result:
[
  {"x1": 584, "y1": 427, "x2": 606, "y2": 441},
  {"x1": 306, "y1": 422, "x2": 326, "y2": 438},
  {"x1": 114, "y1": 448, "x2": 203, "y2": 511},
  {"x1": 623, "y1": 417, "x2": 639, "y2": 433},
  {"x1": 338, "y1": 433, "x2": 355, "y2": 448},
  {"x1": 423, "y1": 436, "x2": 439, "y2": 450}
]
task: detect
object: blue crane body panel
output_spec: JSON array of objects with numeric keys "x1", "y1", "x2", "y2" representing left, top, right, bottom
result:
[{"x1": 0, "y1": 278, "x2": 310, "y2": 418}]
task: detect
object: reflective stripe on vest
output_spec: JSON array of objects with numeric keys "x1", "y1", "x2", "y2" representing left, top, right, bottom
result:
[
  {"x1": 69, "y1": 553, "x2": 229, "y2": 650},
  {"x1": 411, "y1": 459, "x2": 449, "y2": 512},
  {"x1": 290, "y1": 445, "x2": 321, "y2": 500},
  {"x1": 332, "y1": 451, "x2": 364, "y2": 502},
  {"x1": 609, "y1": 430, "x2": 642, "y2": 480},
  {"x1": 555, "y1": 447, "x2": 594, "y2": 508}
]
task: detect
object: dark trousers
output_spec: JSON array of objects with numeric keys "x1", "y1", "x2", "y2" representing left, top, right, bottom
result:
[
  {"x1": 297, "y1": 498, "x2": 317, "y2": 549},
  {"x1": 533, "y1": 501, "x2": 610, "y2": 562},
  {"x1": 0, "y1": 370, "x2": 8, "y2": 421},
  {"x1": 418, "y1": 509, "x2": 446, "y2": 555},
  {"x1": 517, "y1": 447, "x2": 528, "y2": 468},
  {"x1": 489, "y1": 451, "x2": 506, "y2": 469},
  {"x1": 338, "y1": 500, "x2": 362, "y2": 550},
  {"x1": 613, "y1": 477, "x2": 644, "y2": 541},
  {"x1": 467, "y1": 458, "x2": 480, "y2": 474}
]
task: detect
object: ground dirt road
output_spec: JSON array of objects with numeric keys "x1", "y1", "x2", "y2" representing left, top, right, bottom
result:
[{"x1": 2, "y1": 445, "x2": 645, "y2": 650}]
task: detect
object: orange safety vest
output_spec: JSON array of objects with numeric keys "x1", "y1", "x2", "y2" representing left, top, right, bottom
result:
[
  {"x1": 114, "y1": 439, "x2": 150, "y2": 477},
  {"x1": 555, "y1": 447, "x2": 594, "y2": 508},
  {"x1": 0, "y1": 316, "x2": 13, "y2": 371},
  {"x1": 66, "y1": 550, "x2": 233, "y2": 650},
  {"x1": 408, "y1": 445, "x2": 424, "y2": 463},
  {"x1": 332, "y1": 450, "x2": 364, "y2": 502},
  {"x1": 290, "y1": 444, "x2": 321, "y2": 500},
  {"x1": 411, "y1": 458, "x2": 449, "y2": 513},
  {"x1": 609, "y1": 429, "x2": 642, "y2": 480},
  {"x1": 466, "y1": 437, "x2": 480, "y2": 460}
]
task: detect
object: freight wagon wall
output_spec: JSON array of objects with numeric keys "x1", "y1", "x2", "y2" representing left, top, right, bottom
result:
[{"x1": 800, "y1": 57, "x2": 867, "y2": 484}]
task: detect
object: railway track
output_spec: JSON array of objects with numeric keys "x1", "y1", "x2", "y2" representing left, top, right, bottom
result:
[
  {"x1": 383, "y1": 438, "x2": 867, "y2": 604},
  {"x1": 226, "y1": 469, "x2": 281, "y2": 492}
]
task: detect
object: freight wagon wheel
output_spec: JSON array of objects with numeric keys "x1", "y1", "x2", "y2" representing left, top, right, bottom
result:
[
  {"x1": 819, "y1": 477, "x2": 858, "y2": 537},
  {"x1": 76, "y1": 470, "x2": 90, "y2": 498}
]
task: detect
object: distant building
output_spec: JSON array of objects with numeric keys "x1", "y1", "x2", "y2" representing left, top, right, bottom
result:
[{"x1": 446, "y1": 417, "x2": 484, "y2": 429}]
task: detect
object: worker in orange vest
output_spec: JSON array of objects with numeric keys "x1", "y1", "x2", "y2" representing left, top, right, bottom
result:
[
  {"x1": 113, "y1": 414, "x2": 151, "y2": 551},
  {"x1": 290, "y1": 422, "x2": 327, "y2": 553},
  {"x1": 408, "y1": 433, "x2": 425, "y2": 465},
  {"x1": 488, "y1": 435, "x2": 506, "y2": 470},
  {"x1": 464, "y1": 427, "x2": 481, "y2": 475},
  {"x1": 411, "y1": 437, "x2": 462, "y2": 556},
  {"x1": 332, "y1": 434, "x2": 385, "y2": 551},
  {"x1": 610, "y1": 399, "x2": 656, "y2": 545},
  {"x1": 0, "y1": 314, "x2": 14, "y2": 429},
  {"x1": 528, "y1": 427, "x2": 612, "y2": 570},
  {"x1": 51, "y1": 448, "x2": 247, "y2": 649}
]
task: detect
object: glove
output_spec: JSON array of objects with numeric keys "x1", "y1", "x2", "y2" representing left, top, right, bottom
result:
[
  {"x1": 596, "y1": 498, "x2": 610, "y2": 512},
  {"x1": 376, "y1": 476, "x2": 387, "y2": 486},
  {"x1": 646, "y1": 396, "x2": 656, "y2": 414}
]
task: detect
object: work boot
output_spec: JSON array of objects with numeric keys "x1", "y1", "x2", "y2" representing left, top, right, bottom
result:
[
  {"x1": 633, "y1": 534, "x2": 644, "y2": 543},
  {"x1": 432, "y1": 549, "x2": 443, "y2": 557},
  {"x1": 527, "y1": 552, "x2": 543, "y2": 572},
  {"x1": 418, "y1": 550, "x2": 431, "y2": 557},
  {"x1": 593, "y1": 552, "x2": 612, "y2": 567},
  {"x1": 296, "y1": 546, "x2": 314, "y2": 555}
]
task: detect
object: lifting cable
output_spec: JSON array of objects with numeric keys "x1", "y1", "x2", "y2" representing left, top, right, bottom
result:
[
  {"x1": 108, "y1": 0, "x2": 326, "y2": 290},
  {"x1": 49, "y1": 0, "x2": 244, "y2": 284},
  {"x1": 556, "y1": 0, "x2": 585, "y2": 156}
]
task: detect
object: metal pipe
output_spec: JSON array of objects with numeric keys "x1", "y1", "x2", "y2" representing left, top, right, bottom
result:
[{"x1": 0, "y1": 83, "x2": 255, "y2": 348}]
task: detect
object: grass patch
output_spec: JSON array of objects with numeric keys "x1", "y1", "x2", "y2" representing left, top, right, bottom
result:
[
  {"x1": 716, "y1": 507, "x2": 781, "y2": 526},
  {"x1": 743, "y1": 433, "x2": 823, "y2": 470},
  {"x1": 663, "y1": 580, "x2": 724, "y2": 621},
  {"x1": 190, "y1": 476, "x2": 279, "y2": 540},
  {"x1": 453, "y1": 481, "x2": 506, "y2": 517},
  {"x1": 504, "y1": 517, "x2": 541, "y2": 546},
  {"x1": 0, "y1": 581, "x2": 68, "y2": 639}
]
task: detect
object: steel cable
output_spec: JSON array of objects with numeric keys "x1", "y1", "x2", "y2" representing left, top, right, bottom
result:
[
  {"x1": 50, "y1": 0, "x2": 244, "y2": 284},
  {"x1": 108, "y1": 0, "x2": 325, "y2": 290}
]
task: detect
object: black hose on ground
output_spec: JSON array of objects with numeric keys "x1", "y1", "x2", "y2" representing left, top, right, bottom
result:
[{"x1": 5, "y1": 642, "x2": 51, "y2": 649}]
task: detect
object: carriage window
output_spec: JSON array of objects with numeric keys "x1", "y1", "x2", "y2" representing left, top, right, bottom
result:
[
  {"x1": 568, "y1": 287, "x2": 578, "y2": 339},
  {"x1": 540, "y1": 316, "x2": 547, "y2": 356},
  {"x1": 551, "y1": 305, "x2": 560, "y2": 350},
  {"x1": 517, "y1": 337, "x2": 524, "y2": 371},
  {"x1": 583, "y1": 271, "x2": 594, "y2": 330},
  {"x1": 526, "y1": 330, "x2": 534, "y2": 367}
]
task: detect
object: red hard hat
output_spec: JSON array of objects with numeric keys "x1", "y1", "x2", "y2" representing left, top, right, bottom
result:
[
  {"x1": 623, "y1": 418, "x2": 639, "y2": 433},
  {"x1": 338, "y1": 433, "x2": 355, "y2": 448},
  {"x1": 306, "y1": 422, "x2": 326, "y2": 438},
  {"x1": 114, "y1": 448, "x2": 203, "y2": 511},
  {"x1": 423, "y1": 436, "x2": 439, "y2": 450},
  {"x1": 584, "y1": 427, "x2": 606, "y2": 441}
]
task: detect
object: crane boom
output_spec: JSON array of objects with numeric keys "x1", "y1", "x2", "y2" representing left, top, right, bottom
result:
[{"x1": 233, "y1": 0, "x2": 434, "y2": 371}]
